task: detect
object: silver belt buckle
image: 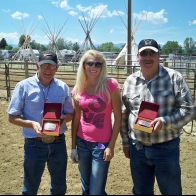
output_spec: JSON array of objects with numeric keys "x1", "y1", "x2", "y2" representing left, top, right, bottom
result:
[
  {"x1": 140, "y1": 141, "x2": 152, "y2": 146},
  {"x1": 44, "y1": 122, "x2": 56, "y2": 131},
  {"x1": 42, "y1": 136, "x2": 55, "y2": 143}
]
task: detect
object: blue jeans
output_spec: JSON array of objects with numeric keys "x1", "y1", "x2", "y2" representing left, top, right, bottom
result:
[
  {"x1": 22, "y1": 134, "x2": 67, "y2": 195},
  {"x1": 77, "y1": 136, "x2": 110, "y2": 195},
  {"x1": 130, "y1": 137, "x2": 182, "y2": 195}
]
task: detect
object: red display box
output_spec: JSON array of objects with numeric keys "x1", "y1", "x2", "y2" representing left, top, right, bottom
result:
[
  {"x1": 134, "y1": 101, "x2": 159, "y2": 133},
  {"x1": 41, "y1": 103, "x2": 62, "y2": 136}
]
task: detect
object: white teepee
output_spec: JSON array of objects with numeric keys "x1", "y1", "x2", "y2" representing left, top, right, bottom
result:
[
  {"x1": 12, "y1": 20, "x2": 40, "y2": 62},
  {"x1": 72, "y1": 10, "x2": 104, "y2": 62},
  {"x1": 41, "y1": 15, "x2": 68, "y2": 64},
  {"x1": 112, "y1": 42, "x2": 138, "y2": 67},
  {"x1": 112, "y1": 2, "x2": 147, "y2": 68}
]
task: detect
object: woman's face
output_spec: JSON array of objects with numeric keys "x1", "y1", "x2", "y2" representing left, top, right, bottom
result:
[{"x1": 83, "y1": 56, "x2": 102, "y2": 79}]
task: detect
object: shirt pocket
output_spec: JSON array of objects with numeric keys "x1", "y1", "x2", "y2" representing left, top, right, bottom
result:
[
  {"x1": 155, "y1": 89, "x2": 175, "y2": 106},
  {"x1": 25, "y1": 96, "x2": 43, "y2": 115}
]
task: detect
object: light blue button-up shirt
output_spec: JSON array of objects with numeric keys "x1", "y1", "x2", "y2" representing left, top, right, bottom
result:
[{"x1": 7, "y1": 73, "x2": 74, "y2": 138}]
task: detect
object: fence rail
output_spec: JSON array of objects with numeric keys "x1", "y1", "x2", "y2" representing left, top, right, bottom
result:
[
  {"x1": 0, "y1": 60, "x2": 196, "y2": 101},
  {"x1": 0, "y1": 59, "x2": 195, "y2": 133}
]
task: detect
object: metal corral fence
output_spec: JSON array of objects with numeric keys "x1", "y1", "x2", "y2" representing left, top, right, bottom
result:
[
  {"x1": 0, "y1": 58, "x2": 196, "y2": 100},
  {"x1": 0, "y1": 58, "x2": 196, "y2": 132}
]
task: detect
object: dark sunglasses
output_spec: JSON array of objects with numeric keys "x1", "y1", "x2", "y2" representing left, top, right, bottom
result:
[
  {"x1": 85, "y1": 61, "x2": 102, "y2": 68},
  {"x1": 139, "y1": 50, "x2": 158, "y2": 57}
]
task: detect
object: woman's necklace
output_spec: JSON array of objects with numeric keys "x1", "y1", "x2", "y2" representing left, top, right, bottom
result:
[{"x1": 41, "y1": 83, "x2": 51, "y2": 102}]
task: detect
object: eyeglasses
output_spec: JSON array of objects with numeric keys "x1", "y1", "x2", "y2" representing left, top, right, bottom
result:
[
  {"x1": 40, "y1": 64, "x2": 57, "y2": 70},
  {"x1": 85, "y1": 61, "x2": 102, "y2": 68},
  {"x1": 139, "y1": 51, "x2": 158, "y2": 57}
]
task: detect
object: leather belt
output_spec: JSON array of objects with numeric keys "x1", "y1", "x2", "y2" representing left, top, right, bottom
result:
[
  {"x1": 139, "y1": 138, "x2": 177, "y2": 146},
  {"x1": 27, "y1": 134, "x2": 63, "y2": 144},
  {"x1": 140, "y1": 141, "x2": 153, "y2": 146}
]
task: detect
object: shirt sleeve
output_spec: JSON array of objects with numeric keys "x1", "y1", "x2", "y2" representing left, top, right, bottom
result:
[
  {"x1": 120, "y1": 83, "x2": 131, "y2": 147},
  {"x1": 107, "y1": 78, "x2": 120, "y2": 94},
  {"x1": 7, "y1": 82, "x2": 25, "y2": 115},
  {"x1": 162, "y1": 74, "x2": 195, "y2": 130},
  {"x1": 62, "y1": 84, "x2": 74, "y2": 114}
]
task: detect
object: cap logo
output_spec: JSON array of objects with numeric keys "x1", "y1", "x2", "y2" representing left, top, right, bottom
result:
[
  {"x1": 43, "y1": 53, "x2": 52, "y2": 57},
  {"x1": 38, "y1": 50, "x2": 57, "y2": 67},
  {"x1": 144, "y1": 39, "x2": 152, "y2": 46}
]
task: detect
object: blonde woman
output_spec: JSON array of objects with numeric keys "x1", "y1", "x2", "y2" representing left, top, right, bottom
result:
[{"x1": 71, "y1": 50, "x2": 122, "y2": 195}]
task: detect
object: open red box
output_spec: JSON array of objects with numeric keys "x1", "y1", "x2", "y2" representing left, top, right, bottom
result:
[
  {"x1": 41, "y1": 103, "x2": 62, "y2": 136},
  {"x1": 134, "y1": 101, "x2": 159, "y2": 133}
]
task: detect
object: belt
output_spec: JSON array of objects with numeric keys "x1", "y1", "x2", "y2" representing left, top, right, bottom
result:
[
  {"x1": 139, "y1": 137, "x2": 178, "y2": 146},
  {"x1": 27, "y1": 134, "x2": 63, "y2": 144},
  {"x1": 140, "y1": 141, "x2": 153, "y2": 146}
]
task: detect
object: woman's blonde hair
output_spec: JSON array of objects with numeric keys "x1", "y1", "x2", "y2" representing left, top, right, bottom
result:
[{"x1": 73, "y1": 49, "x2": 110, "y2": 102}]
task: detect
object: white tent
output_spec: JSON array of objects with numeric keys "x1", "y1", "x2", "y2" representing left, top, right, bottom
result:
[
  {"x1": 12, "y1": 20, "x2": 40, "y2": 62},
  {"x1": 112, "y1": 42, "x2": 138, "y2": 68},
  {"x1": 72, "y1": 10, "x2": 104, "y2": 63},
  {"x1": 41, "y1": 15, "x2": 68, "y2": 64},
  {"x1": 12, "y1": 34, "x2": 39, "y2": 62},
  {"x1": 113, "y1": 2, "x2": 147, "y2": 69}
]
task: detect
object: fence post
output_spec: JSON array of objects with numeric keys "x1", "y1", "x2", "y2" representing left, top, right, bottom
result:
[
  {"x1": 163, "y1": 62, "x2": 168, "y2": 67},
  {"x1": 24, "y1": 59, "x2": 29, "y2": 78},
  {"x1": 5, "y1": 62, "x2": 10, "y2": 101}
]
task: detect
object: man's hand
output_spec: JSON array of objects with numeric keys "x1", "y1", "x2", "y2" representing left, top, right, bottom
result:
[
  {"x1": 150, "y1": 117, "x2": 163, "y2": 132},
  {"x1": 32, "y1": 121, "x2": 44, "y2": 137},
  {"x1": 123, "y1": 147, "x2": 130, "y2": 159}
]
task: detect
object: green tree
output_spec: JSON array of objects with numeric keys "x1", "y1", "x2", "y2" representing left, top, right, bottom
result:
[
  {"x1": 72, "y1": 42, "x2": 80, "y2": 52},
  {"x1": 18, "y1": 35, "x2": 28, "y2": 47},
  {"x1": 39, "y1": 44, "x2": 48, "y2": 52},
  {"x1": 49, "y1": 38, "x2": 72, "y2": 50},
  {"x1": 5, "y1": 45, "x2": 13, "y2": 50},
  {"x1": 97, "y1": 42, "x2": 113, "y2": 52},
  {"x1": 65, "y1": 40, "x2": 73, "y2": 50},
  {"x1": 56, "y1": 38, "x2": 65, "y2": 50},
  {"x1": 161, "y1": 41, "x2": 182, "y2": 55},
  {"x1": 13, "y1": 47, "x2": 19, "y2": 53},
  {"x1": 96, "y1": 42, "x2": 121, "y2": 52},
  {"x1": 183, "y1": 37, "x2": 195, "y2": 54},
  {"x1": 31, "y1": 40, "x2": 42, "y2": 50},
  {"x1": 0, "y1": 38, "x2": 8, "y2": 49}
]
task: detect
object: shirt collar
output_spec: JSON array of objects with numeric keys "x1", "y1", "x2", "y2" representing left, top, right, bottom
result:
[{"x1": 34, "y1": 72, "x2": 55, "y2": 87}]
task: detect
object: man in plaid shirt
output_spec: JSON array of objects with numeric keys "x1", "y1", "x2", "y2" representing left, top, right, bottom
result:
[{"x1": 120, "y1": 39, "x2": 195, "y2": 195}]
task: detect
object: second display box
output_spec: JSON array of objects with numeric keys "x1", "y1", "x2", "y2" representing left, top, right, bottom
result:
[{"x1": 134, "y1": 101, "x2": 159, "y2": 133}]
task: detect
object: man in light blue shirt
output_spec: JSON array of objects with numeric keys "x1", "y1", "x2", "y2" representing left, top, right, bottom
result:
[{"x1": 7, "y1": 50, "x2": 74, "y2": 195}]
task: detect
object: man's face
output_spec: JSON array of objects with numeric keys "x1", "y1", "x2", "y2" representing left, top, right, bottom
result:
[
  {"x1": 36, "y1": 63, "x2": 58, "y2": 86},
  {"x1": 137, "y1": 49, "x2": 160, "y2": 74}
]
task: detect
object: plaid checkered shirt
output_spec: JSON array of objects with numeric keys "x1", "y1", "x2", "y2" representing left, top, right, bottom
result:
[{"x1": 120, "y1": 65, "x2": 195, "y2": 147}]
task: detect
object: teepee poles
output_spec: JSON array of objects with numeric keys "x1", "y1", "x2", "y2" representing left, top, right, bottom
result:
[
  {"x1": 73, "y1": 9, "x2": 104, "y2": 62},
  {"x1": 12, "y1": 18, "x2": 40, "y2": 62},
  {"x1": 41, "y1": 14, "x2": 69, "y2": 64}
]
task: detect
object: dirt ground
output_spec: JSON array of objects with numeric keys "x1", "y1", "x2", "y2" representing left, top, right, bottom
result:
[{"x1": 0, "y1": 99, "x2": 196, "y2": 195}]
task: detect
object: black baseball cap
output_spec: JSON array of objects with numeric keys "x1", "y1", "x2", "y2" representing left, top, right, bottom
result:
[
  {"x1": 138, "y1": 39, "x2": 159, "y2": 53},
  {"x1": 38, "y1": 50, "x2": 58, "y2": 66}
]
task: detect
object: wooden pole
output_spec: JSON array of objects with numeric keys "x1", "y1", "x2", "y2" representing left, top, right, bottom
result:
[
  {"x1": 24, "y1": 59, "x2": 29, "y2": 78},
  {"x1": 127, "y1": 0, "x2": 132, "y2": 74}
]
